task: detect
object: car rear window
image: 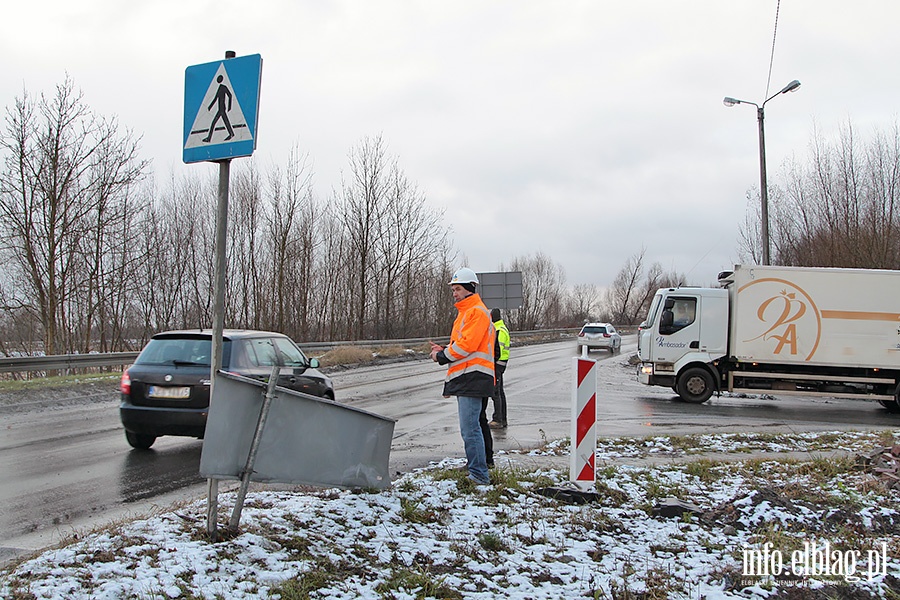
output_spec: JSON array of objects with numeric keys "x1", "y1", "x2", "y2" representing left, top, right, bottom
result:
[
  {"x1": 136, "y1": 337, "x2": 213, "y2": 366},
  {"x1": 582, "y1": 326, "x2": 608, "y2": 334}
]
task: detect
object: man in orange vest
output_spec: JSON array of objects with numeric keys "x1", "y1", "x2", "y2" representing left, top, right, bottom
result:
[{"x1": 430, "y1": 267, "x2": 495, "y2": 485}]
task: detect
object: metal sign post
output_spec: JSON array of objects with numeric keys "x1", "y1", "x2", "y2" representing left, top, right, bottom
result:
[
  {"x1": 183, "y1": 49, "x2": 262, "y2": 540},
  {"x1": 206, "y1": 153, "x2": 230, "y2": 540},
  {"x1": 228, "y1": 365, "x2": 280, "y2": 530}
]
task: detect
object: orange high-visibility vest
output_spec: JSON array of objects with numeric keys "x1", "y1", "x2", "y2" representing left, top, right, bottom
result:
[{"x1": 441, "y1": 293, "x2": 495, "y2": 397}]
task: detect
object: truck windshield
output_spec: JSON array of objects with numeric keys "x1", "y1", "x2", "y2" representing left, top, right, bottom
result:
[{"x1": 644, "y1": 294, "x2": 662, "y2": 328}]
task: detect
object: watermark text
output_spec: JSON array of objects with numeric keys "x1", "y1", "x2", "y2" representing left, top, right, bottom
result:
[{"x1": 743, "y1": 539, "x2": 889, "y2": 583}]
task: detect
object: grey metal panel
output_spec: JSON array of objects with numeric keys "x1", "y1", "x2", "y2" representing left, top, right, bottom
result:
[
  {"x1": 199, "y1": 371, "x2": 396, "y2": 489},
  {"x1": 477, "y1": 271, "x2": 524, "y2": 310}
]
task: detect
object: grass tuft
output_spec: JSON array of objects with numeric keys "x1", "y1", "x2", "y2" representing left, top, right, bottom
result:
[{"x1": 317, "y1": 346, "x2": 375, "y2": 366}]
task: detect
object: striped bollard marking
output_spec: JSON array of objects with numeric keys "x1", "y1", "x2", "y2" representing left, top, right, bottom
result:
[{"x1": 570, "y1": 356, "x2": 597, "y2": 490}]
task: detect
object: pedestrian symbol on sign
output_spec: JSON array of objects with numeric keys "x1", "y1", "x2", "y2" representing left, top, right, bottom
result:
[
  {"x1": 202, "y1": 76, "x2": 234, "y2": 143},
  {"x1": 185, "y1": 64, "x2": 252, "y2": 149}
]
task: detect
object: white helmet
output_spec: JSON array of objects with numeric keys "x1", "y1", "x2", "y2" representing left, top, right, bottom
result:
[{"x1": 449, "y1": 267, "x2": 479, "y2": 285}]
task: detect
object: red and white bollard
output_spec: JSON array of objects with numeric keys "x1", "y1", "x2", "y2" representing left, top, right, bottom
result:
[{"x1": 570, "y1": 353, "x2": 597, "y2": 490}]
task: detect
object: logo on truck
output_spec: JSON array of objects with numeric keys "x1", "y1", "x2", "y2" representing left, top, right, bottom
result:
[{"x1": 739, "y1": 278, "x2": 822, "y2": 361}]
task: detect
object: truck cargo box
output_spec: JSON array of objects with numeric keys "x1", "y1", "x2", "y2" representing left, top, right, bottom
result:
[{"x1": 724, "y1": 265, "x2": 900, "y2": 370}]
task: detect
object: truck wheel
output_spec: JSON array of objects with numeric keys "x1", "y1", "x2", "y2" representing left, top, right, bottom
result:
[
  {"x1": 676, "y1": 368, "x2": 714, "y2": 404},
  {"x1": 125, "y1": 430, "x2": 156, "y2": 450},
  {"x1": 880, "y1": 400, "x2": 900, "y2": 414}
]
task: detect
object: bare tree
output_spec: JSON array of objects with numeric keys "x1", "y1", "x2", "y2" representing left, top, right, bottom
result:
[
  {"x1": 742, "y1": 119, "x2": 900, "y2": 270},
  {"x1": 227, "y1": 162, "x2": 265, "y2": 329},
  {"x1": 81, "y1": 129, "x2": 150, "y2": 351},
  {"x1": 565, "y1": 283, "x2": 602, "y2": 325},
  {"x1": 338, "y1": 135, "x2": 388, "y2": 338},
  {"x1": 602, "y1": 249, "x2": 683, "y2": 325},
  {"x1": 0, "y1": 87, "x2": 464, "y2": 352},
  {"x1": 0, "y1": 77, "x2": 148, "y2": 354},
  {"x1": 263, "y1": 147, "x2": 317, "y2": 339},
  {"x1": 375, "y1": 163, "x2": 449, "y2": 338},
  {"x1": 315, "y1": 199, "x2": 356, "y2": 340},
  {"x1": 603, "y1": 250, "x2": 646, "y2": 325},
  {"x1": 326, "y1": 134, "x2": 456, "y2": 340},
  {"x1": 133, "y1": 171, "x2": 215, "y2": 337}
]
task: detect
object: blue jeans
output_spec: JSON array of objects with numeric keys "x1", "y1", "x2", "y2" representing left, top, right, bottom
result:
[{"x1": 457, "y1": 396, "x2": 490, "y2": 484}]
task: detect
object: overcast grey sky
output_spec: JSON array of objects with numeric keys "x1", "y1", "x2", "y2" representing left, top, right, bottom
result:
[{"x1": 3, "y1": 1, "x2": 896, "y2": 288}]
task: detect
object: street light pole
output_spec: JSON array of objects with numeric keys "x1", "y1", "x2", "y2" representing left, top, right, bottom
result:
[
  {"x1": 724, "y1": 79, "x2": 800, "y2": 266},
  {"x1": 756, "y1": 105, "x2": 769, "y2": 266}
]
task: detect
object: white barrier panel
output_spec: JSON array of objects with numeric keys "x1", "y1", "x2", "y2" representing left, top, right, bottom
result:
[
  {"x1": 200, "y1": 371, "x2": 395, "y2": 489},
  {"x1": 570, "y1": 357, "x2": 597, "y2": 490}
]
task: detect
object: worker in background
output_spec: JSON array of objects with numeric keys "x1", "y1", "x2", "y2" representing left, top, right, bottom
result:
[
  {"x1": 430, "y1": 267, "x2": 495, "y2": 485},
  {"x1": 488, "y1": 307, "x2": 510, "y2": 429}
]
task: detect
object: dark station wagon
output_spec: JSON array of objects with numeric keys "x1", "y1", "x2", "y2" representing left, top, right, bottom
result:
[{"x1": 119, "y1": 329, "x2": 334, "y2": 449}]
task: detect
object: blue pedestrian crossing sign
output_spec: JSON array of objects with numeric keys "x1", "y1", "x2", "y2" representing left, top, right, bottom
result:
[{"x1": 183, "y1": 54, "x2": 262, "y2": 163}]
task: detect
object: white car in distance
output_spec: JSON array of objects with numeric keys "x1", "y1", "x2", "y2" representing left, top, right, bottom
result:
[{"x1": 576, "y1": 322, "x2": 621, "y2": 353}]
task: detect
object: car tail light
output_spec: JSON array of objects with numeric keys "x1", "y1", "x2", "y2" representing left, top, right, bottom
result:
[
  {"x1": 603, "y1": 333, "x2": 610, "y2": 337},
  {"x1": 578, "y1": 332, "x2": 585, "y2": 337},
  {"x1": 120, "y1": 370, "x2": 131, "y2": 395}
]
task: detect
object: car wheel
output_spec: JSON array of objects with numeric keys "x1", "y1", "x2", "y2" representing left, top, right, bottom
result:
[
  {"x1": 676, "y1": 367, "x2": 714, "y2": 404},
  {"x1": 125, "y1": 430, "x2": 156, "y2": 450}
]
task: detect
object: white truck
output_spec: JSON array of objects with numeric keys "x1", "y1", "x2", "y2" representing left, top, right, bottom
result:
[{"x1": 637, "y1": 265, "x2": 900, "y2": 411}]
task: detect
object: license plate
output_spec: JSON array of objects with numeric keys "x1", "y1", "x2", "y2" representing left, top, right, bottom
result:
[{"x1": 148, "y1": 385, "x2": 191, "y2": 399}]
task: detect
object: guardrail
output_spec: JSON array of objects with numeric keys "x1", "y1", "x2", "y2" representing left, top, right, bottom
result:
[
  {"x1": 299, "y1": 328, "x2": 579, "y2": 355},
  {"x1": 0, "y1": 352, "x2": 141, "y2": 373},
  {"x1": 0, "y1": 328, "x2": 583, "y2": 374}
]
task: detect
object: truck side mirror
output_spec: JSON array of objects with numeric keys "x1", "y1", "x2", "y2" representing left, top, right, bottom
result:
[{"x1": 659, "y1": 309, "x2": 675, "y2": 335}]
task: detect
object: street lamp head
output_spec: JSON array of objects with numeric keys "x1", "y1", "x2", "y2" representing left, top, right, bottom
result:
[
  {"x1": 763, "y1": 79, "x2": 802, "y2": 106},
  {"x1": 780, "y1": 79, "x2": 801, "y2": 94},
  {"x1": 723, "y1": 97, "x2": 740, "y2": 107}
]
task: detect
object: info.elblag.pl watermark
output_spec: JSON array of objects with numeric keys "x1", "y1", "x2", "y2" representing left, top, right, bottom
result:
[{"x1": 742, "y1": 539, "x2": 891, "y2": 585}]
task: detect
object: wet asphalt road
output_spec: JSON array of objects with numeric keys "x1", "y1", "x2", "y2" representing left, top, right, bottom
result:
[{"x1": 2, "y1": 336, "x2": 898, "y2": 563}]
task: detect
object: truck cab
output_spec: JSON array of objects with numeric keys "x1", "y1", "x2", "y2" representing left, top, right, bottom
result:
[{"x1": 638, "y1": 287, "x2": 729, "y2": 402}]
